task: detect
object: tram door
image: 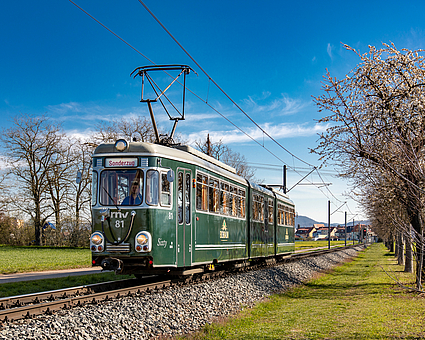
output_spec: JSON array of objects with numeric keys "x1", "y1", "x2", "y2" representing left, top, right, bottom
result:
[{"x1": 177, "y1": 169, "x2": 192, "y2": 267}]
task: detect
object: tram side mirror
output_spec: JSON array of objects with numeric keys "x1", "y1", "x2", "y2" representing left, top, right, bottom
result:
[
  {"x1": 76, "y1": 171, "x2": 82, "y2": 184},
  {"x1": 167, "y1": 169, "x2": 175, "y2": 183}
]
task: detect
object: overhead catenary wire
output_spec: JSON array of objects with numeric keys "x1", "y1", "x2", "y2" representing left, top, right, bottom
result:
[
  {"x1": 136, "y1": 0, "x2": 314, "y2": 168},
  {"x1": 69, "y1": 0, "x2": 356, "y2": 216},
  {"x1": 68, "y1": 0, "x2": 155, "y2": 64},
  {"x1": 136, "y1": 0, "x2": 354, "y2": 211},
  {"x1": 67, "y1": 1, "x2": 292, "y2": 166}
]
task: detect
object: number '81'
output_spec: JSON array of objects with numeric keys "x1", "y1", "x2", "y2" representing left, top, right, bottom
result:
[{"x1": 115, "y1": 220, "x2": 124, "y2": 228}]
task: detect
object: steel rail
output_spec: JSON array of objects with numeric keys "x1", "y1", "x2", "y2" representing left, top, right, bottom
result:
[{"x1": 0, "y1": 279, "x2": 173, "y2": 323}]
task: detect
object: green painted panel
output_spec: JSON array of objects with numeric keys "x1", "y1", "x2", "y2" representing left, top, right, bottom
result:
[
  {"x1": 250, "y1": 220, "x2": 267, "y2": 258},
  {"x1": 92, "y1": 206, "x2": 177, "y2": 265},
  {"x1": 149, "y1": 209, "x2": 176, "y2": 266},
  {"x1": 276, "y1": 225, "x2": 295, "y2": 254},
  {"x1": 194, "y1": 212, "x2": 247, "y2": 263}
]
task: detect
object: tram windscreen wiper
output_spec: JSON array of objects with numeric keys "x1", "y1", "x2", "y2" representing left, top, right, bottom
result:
[{"x1": 103, "y1": 187, "x2": 121, "y2": 211}]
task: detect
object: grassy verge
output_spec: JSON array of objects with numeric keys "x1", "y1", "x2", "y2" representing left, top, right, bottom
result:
[
  {"x1": 189, "y1": 243, "x2": 425, "y2": 339},
  {"x1": 0, "y1": 245, "x2": 90, "y2": 274},
  {"x1": 295, "y1": 240, "x2": 348, "y2": 250},
  {"x1": 0, "y1": 245, "x2": 134, "y2": 297}
]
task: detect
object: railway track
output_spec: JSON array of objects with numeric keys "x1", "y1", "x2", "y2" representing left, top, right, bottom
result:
[{"x1": 0, "y1": 244, "x2": 364, "y2": 324}]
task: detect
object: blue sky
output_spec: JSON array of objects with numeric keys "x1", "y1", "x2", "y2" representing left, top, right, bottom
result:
[{"x1": 1, "y1": 0, "x2": 425, "y2": 224}]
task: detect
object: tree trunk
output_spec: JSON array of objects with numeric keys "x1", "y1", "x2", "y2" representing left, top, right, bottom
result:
[
  {"x1": 404, "y1": 228, "x2": 413, "y2": 273},
  {"x1": 394, "y1": 232, "x2": 399, "y2": 258},
  {"x1": 410, "y1": 212, "x2": 424, "y2": 290},
  {"x1": 389, "y1": 235, "x2": 394, "y2": 253},
  {"x1": 420, "y1": 230, "x2": 425, "y2": 289},
  {"x1": 397, "y1": 231, "x2": 404, "y2": 266},
  {"x1": 34, "y1": 222, "x2": 41, "y2": 246},
  {"x1": 34, "y1": 200, "x2": 42, "y2": 246}
]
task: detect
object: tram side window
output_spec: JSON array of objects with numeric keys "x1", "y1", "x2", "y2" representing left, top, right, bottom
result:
[
  {"x1": 220, "y1": 182, "x2": 229, "y2": 215},
  {"x1": 268, "y1": 199, "x2": 274, "y2": 224},
  {"x1": 185, "y1": 173, "x2": 191, "y2": 224},
  {"x1": 196, "y1": 173, "x2": 208, "y2": 211},
  {"x1": 260, "y1": 196, "x2": 264, "y2": 222},
  {"x1": 209, "y1": 177, "x2": 219, "y2": 213},
  {"x1": 290, "y1": 210, "x2": 295, "y2": 226},
  {"x1": 239, "y1": 189, "x2": 246, "y2": 218},
  {"x1": 234, "y1": 189, "x2": 240, "y2": 217},
  {"x1": 92, "y1": 171, "x2": 98, "y2": 206},
  {"x1": 178, "y1": 172, "x2": 183, "y2": 224},
  {"x1": 277, "y1": 203, "x2": 284, "y2": 225},
  {"x1": 252, "y1": 194, "x2": 264, "y2": 222},
  {"x1": 252, "y1": 195, "x2": 258, "y2": 220},
  {"x1": 146, "y1": 170, "x2": 159, "y2": 205},
  {"x1": 160, "y1": 173, "x2": 171, "y2": 206},
  {"x1": 230, "y1": 186, "x2": 237, "y2": 217}
]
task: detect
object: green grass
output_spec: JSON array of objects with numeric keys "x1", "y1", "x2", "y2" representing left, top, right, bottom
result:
[
  {"x1": 295, "y1": 240, "x2": 348, "y2": 250},
  {"x1": 188, "y1": 243, "x2": 425, "y2": 340},
  {"x1": 0, "y1": 245, "x2": 91, "y2": 274}
]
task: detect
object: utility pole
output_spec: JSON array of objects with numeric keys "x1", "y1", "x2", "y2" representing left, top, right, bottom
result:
[
  {"x1": 344, "y1": 211, "x2": 347, "y2": 247},
  {"x1": 328, "y1": 200, "x2": 331, "y2": 250},
  {"x1": 206, "y1": 134, "x2": 212, "y2": 156}
]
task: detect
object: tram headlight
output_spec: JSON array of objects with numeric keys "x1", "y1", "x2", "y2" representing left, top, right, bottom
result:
[
  {"x1": 90, "y1": 232, "x2": 104, "y2": 252},
  {"x1": 115, "y1": 139, "x2": 128, "y2": 152},
  {"x1": 135, "y1": 231, "x2": 152, "y2": 253},
  {"x1": 91, "y1": 234, "x2": 103, "y2": 245},
  {"x1": 137, "y1": 234, "x2": 148, "y2": 245}
]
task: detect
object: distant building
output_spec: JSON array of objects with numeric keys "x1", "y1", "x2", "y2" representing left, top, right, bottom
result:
[
  {"x1": 295, "y1": 227, "x2": 317, "y2": 240},
  {"x1": 313, "y1": 226, "x2": 337, "y2": 240}
]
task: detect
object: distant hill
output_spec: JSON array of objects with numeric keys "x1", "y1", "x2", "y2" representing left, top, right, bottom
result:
[
  {"x1": 295, "y1": 215, "x2": 317, "y2": 227},
  {"x1": 295, "y1": 215, "x2": 370, "y2": 228}
]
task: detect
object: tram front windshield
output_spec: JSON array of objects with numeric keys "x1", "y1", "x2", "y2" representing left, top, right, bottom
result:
[{"x1": 100, "y1": 169, "x2": 144, "y2": 206}]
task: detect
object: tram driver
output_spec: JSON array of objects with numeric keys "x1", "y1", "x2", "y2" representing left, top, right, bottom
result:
[{"x1": 122, "y1": 177, "x2": 142, "y2": 205}]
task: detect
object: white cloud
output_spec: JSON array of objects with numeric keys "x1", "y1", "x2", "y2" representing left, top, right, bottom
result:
[
  {"x1": 327, "y1": 43, "x2": 333, "y2": 60},
  {"x1": 184, "y1": 122, "x2": 329, "y2": 145},
  {"x1": 46, "y1": 102, "x2": 113, "y2": 121},
  {"x1": 65, "y1": 128, "x2": 95, "y2": 142},
  {"x1": 242, "y1": 94, "x2": 309, "y2": 117}
]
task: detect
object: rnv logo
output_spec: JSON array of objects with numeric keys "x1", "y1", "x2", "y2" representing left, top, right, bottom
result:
[{"x1": 111, "y1": 211, "x2": 129, "y2": 219}]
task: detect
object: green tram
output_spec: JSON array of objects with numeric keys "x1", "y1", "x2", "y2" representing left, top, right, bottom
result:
[{"x1": 90, "y1": 139, "x2": 295, "y2": 277}]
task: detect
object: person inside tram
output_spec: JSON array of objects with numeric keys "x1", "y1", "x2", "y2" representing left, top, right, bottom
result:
[{"x1": 122, "y1": 177, "x2": 142, "y2": 205}]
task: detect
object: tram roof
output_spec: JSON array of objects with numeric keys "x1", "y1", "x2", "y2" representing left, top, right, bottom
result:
[
  {"x1": 93, "y1": 141, "x2": 294, "y2": 205},
  {"x1": 93, "y1": 141, "x2": 244, "y2": 183},
  {"x1": 249, "y1": 182, "x2": 294, "y2": 206}
]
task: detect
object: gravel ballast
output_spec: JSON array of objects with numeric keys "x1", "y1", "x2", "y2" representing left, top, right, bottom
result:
[{"x1": 0, "y1": 246, "x2": 363, "y2": 340}]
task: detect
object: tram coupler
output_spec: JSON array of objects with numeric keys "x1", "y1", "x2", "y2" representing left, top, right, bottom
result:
[{"x1": 101, "y1": 258, "x2": 124, "y2": 273}]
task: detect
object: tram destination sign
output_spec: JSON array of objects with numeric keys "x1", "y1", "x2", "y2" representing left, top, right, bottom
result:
[{"x1": 105, "y1": 158, "x2": 138, "y2": 168}]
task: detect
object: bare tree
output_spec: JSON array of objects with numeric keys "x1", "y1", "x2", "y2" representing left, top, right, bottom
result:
[
  {"x1": 1, "y1": 114, "x2": 63, "y2": 245},
  {"x1": 313, "y1": 43, "x2": 425, "y2": 288},
  {"x1": 69, "y1": 139, "x2": 94, "y2": 225},
  {"x1": 92, "y1": 116, "x2": 157, "y2": 145},
  {"x1": 194, "y1": 134, "x2": 257, "y2": 181},
  {"x1": 44, "y1": 137, "x2": 77, "y2": 245}
]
